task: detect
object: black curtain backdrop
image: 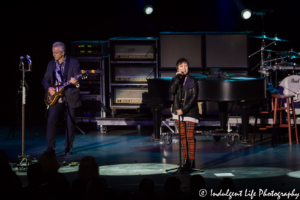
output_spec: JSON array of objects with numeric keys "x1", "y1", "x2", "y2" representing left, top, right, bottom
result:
[{"x1": 1, "y1": 0, "x2": 299, "y2": 123}]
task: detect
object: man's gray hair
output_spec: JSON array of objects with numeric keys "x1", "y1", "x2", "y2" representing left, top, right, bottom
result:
[{"x1": 53, "y1": 41, "x2": 66, "y2": 52}]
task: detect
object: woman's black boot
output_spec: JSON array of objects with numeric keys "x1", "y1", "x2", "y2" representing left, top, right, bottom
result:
[
  {"x1": 190, "y1": 159, "x2": 195, "y2": 169},
  {"x1": 182, "y1": 159, "x2": 190, "y2": 171}
]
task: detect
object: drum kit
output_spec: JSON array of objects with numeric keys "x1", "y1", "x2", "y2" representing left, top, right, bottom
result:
[{"x1": 249, "y1": 33, "x2": 300, "y2": 113}]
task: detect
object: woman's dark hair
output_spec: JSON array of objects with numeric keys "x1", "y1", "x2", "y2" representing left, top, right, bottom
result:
[
  {"x1": 176, "y1": 58, "x2": 189, "y2": 70},
  {"x1": 38, "y1": 151, "x2": 60, "y2": 174},
  {"x1": 78, "y1": 156, "x2": 99, "y2": 181}
]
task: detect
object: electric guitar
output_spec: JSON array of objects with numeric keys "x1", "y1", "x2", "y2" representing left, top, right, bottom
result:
[{"x1": 44, "y1": 71, "x2": 88, "y2": 108}]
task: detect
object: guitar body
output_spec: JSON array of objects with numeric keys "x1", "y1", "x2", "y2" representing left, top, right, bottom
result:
[
  {"x1": 44, "y1": 83, "x2": 65, "y2": 107},
  {"x1": 44, "y1": 71, "x2": 87, "y2": 108}
]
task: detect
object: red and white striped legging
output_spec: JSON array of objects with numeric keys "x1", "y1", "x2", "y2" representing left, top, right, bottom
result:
[{"x1": 174, "y1": 120, "x2": 195, "y2": 160}]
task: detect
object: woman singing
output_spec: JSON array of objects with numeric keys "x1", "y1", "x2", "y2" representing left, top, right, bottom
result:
[{"x1": 169, "y1": 58, "x2": 199, "y2": 171}]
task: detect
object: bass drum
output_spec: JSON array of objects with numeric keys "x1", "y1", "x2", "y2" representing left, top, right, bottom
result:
[{"x1": 278, "y1": 75, "x2": 300, "y2": 115}]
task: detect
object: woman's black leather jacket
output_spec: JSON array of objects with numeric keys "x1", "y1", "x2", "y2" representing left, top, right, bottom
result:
[{"x1": 169, "y1": 74, "x2": 199, "y2": 119}]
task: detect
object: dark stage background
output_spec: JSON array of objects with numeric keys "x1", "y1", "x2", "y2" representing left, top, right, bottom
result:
[{"x1": 1, "y1": 0, "x2": 299, "y2": 123}]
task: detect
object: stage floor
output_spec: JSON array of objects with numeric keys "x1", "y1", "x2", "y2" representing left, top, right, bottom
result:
[{"x1": 1, "y1": 123, "x2": 300, "y2": 199}]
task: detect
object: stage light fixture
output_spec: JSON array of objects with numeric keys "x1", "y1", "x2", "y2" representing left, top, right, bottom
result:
[
  {"x1": 144, "y1": 5, "x2": 153, "y2": 15},
  {"x1": 241, "y1": 9, "x2": 251, "y2": 19}
]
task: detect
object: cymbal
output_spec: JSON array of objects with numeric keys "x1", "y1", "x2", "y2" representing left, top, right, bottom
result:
[
  {"x1": 276, "y1": 50, "x2": 300, "y2": 56},
  {"x1": 272, "y1": 36, "x2": 288, "y2": 41},
  {"x1": 249, "y1": 34, "x2": 272, "y2": 40},
  {"x1": 291, "y1": 55, "x2": 300, "y2": 59},
  {"x1": 249, "y1": 34, "x2": 288, "y2": 41}
]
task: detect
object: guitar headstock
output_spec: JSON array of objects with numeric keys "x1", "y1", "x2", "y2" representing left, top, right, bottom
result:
[{"x1": 81, "y1": 70, "x2": 88, "y2": 80}]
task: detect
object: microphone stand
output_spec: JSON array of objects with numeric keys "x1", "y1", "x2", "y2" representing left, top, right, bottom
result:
[
  {"x1": 17, "y1": 57, "x2": 36, "y2": 170},
  {"x1": 7, "y1": 86, "x2": 38, "y2": 139},
  {"x1": 166, "y1": 76, "x2": 204, "y2": 175},
  {"x1": 166, "y1": 116, "x2": 183, "y2": 175}
]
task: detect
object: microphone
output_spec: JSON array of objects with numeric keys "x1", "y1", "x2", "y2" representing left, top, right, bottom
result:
[
  {"x1": 26, "y1": 55, "x2": 32, "y2": 66},
  {"x1": 176, "y1": 71, "x2": 186, "y2": 78},
  {"x1": 19, "y1": 56, "x2": 24, "y2": 66}
]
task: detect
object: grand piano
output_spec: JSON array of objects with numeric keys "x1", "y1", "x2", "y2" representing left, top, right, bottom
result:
[{"x1": 142, "y1": 74, "x2": 266, "y2": 142}]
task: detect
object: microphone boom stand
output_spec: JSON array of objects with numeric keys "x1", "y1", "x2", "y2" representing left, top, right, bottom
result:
[
  {"x1": 166, "y1": 94, "x2": 204, "y2": 174},
  {"x1": 18, "y1": 56, "x2": 36, "y2": 170},
  {"x1": 166, "y1": 115, "x2": 183, "y2": 175}
]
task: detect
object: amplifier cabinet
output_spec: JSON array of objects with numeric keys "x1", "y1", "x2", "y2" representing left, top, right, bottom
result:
[
  {"x1": 111, "y1": 64, "x2": 156, "y2": 83},
  {"x1": 109, "y1": 37, "x2": 158, "y2": 62},
  {"x1": 72, "y1": 40, "x2": 108, "y2": 57},
  {"x1": 110, "y1": 87, "x2": 148, "y2": 109}
]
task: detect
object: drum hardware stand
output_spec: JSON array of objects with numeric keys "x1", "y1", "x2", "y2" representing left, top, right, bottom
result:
[
  {"x1": 267, "y1": 51, "x2": 274, "y2": 86},
  {"x1": 249, "y1": 37, "x2": 277, "y2": 79},
  {"x1": 16, "y1": 55, "x2": 37, "y2": 171},
  {"x1": 263, "y1": 56, "x2": 291, "y2": 89}
]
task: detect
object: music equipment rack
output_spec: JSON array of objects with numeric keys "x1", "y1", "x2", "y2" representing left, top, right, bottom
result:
[{"x1": 71, "y1": 41, "x2": 108, "y2": 123}]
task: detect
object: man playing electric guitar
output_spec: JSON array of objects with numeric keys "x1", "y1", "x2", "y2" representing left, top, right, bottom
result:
[{"x1": 42, "y1": 41, "x2": 81, "y2": 155}]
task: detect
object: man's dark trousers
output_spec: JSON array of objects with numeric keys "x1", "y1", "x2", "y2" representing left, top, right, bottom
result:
[{"x1": 46, "y1": 102, "x2": 76, "y2": 150}]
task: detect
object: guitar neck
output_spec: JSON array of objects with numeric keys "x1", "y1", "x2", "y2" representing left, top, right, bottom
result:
[{"x1": 60, "y1": 74, "x2": 82, "y2": 89}]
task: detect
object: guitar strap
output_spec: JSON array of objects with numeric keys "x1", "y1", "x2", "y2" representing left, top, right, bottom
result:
[
  {"x1": 63, "y1": 56, "x2": 70, "y2": 83},
  {"x1": 55, "y1": 57, "x2": 67, "y2": 103}
]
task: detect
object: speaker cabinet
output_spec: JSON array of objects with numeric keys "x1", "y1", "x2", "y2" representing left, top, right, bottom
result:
[
  {"x1": 206, "y1": 34, "x2": 248, "y2": 68},
  {"x1": 160, "y1": 33, "x2": 203, "y2": 69}
]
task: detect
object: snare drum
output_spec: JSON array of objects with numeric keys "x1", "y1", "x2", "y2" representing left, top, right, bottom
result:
[{"x1": 278, "y1": 75, "x2": 300, "y2": 114}]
